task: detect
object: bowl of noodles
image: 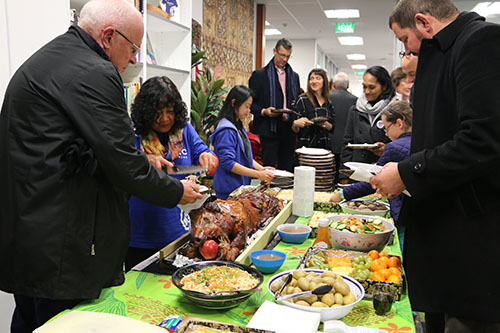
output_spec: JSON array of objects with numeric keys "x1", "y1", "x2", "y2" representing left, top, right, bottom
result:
[{"x1": 172, "y1": 261, "x2": 264, "y2": 309}]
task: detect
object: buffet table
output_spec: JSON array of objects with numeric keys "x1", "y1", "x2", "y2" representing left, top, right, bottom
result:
[{"x1": 54, "y1": 215, "x2": 415, "y2": 332}]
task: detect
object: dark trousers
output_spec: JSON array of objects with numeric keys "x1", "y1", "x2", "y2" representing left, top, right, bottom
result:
[
  {"x1": 260, "y1": 131, "x2": 295, "y2": 172},
  {"x1": 426, "y1": 312, "x2": 500, "y2": 333},
  {"x1": 125, "y1": 246, "x2": 159, "y2": 272},
  {"x1": 11, "y1": 294, "x2": 84, "y2": 333}
]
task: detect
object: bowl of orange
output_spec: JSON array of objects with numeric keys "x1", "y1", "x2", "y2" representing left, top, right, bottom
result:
[{"x1": 367, "y1": 250, "x2": 402, "y2": 284}]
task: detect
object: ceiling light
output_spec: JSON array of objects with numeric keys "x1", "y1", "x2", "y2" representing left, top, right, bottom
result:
[
  {"x1": 265, "y1": 28, "x2": 282, "y2": 36},
  {"x1": 352, "y1": 64, "x2": 367, "y2": 70},
  {"x1": 325, "y1": 9, "x2": 360, "y2": 19},
  {"x1": 347, "y1": 54, "x2": 366, "y2": 60},
  {"x1": 338, "y1": 36, "x2": 364, "y2": 46},
  {"x1": 472, "y1": 2, "x2": 500, "y2": 16},
  {"x1": 265, "y1": 20, "x2": 270, "y2": 26}
]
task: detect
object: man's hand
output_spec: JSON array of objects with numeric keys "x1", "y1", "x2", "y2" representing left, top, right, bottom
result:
[
  {"x1": 368, "y1": 142, "x2": 386, "y2": 157},
  {"x1": 146, "y1": 153, "x2": 173, "y2": 170},
  {"x1": 198, "y1": 152, "x2": 218, "y2": 174},
  {"x1": 264, "y1": 106, "x2": 280, "y2": 117},
  {"x1": 370, "y1": 162, "x2": 406, "y2": 199},
  {"x1": 179, "y1": 180, "x2": 203, "y2": 204}
]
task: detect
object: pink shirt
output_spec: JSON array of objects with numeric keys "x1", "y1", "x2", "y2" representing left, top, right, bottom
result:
[{"x1": 261, "y1": 65, "x2": 289, "y2": 120}]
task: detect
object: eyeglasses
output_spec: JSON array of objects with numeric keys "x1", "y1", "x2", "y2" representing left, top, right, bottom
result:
[
  {"x1": 399, "y1": 51, "x2": 417, "y2": 58},
  {"x1": 384, "y1": 122, "x2": 395, "y2": 133},
  {"x1": 115, "y1": 29, "x2": 141, "y2": 56},
  {"x1": 277, "y1": 52, "x2": 292, "y2": 60}
]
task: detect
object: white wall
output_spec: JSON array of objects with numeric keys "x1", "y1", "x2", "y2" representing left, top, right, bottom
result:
[
  {"x1": 192, "y1": 0, "x2": 203, "y2": 23},
  {"x1": 0, "y1": 0, "x2": 69, "y2": 106},
  {"x1": 265, "y1": 38, "x2": 317, "y2": 90}
]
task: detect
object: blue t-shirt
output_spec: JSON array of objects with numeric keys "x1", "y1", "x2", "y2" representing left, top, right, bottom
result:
[{"x1": 129, "y1": 122, "x2": 213, "y2": 249}]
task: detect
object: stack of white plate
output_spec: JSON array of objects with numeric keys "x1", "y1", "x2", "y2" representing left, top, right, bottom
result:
[
  {"x1": 295, "y1": 147, "x2": 335, "y2": 192},
  {"x1": 270, "y1": 169, "x2": 294, "y2": 189}
]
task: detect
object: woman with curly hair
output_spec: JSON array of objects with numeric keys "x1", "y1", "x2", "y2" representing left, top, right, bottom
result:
[{"x1": 126, "y1": 76, "x2": 218, "y2": 270}]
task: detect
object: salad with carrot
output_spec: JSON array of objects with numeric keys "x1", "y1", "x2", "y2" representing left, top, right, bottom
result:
[{"x1": 331, "y1": 216, "x2": 386, "y2": 234}]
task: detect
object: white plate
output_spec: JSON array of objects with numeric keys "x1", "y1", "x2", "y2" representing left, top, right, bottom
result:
[
  {"x1": 177, "y1": 186, "x2": 210, "y2": 213},
  {"x1": 344, "y1": 162, "x2": 382, "y2": 175},
  {"x1": 295, "y1": 147, "x2": 331, "y2": 156},
  {"x1": 346, "y1": 143, "x2": 379, "y2": 149},
  {"x1": 272, "y1": 169, "x2": 294, "y2": 178}
]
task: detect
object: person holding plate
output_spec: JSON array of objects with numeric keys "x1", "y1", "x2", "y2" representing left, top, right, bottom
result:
[
  {"x1": 292, "y1": 68, "x2": 335, "y2": 149},
  {"x1": 330, "y1": 100, "x2": 412, "y2": 249},
  {"x1": 211, "y1": 85, "x2": 275, "y2": 199},
  {"x1": 340, "y1": 66, "x2": 398, "y2": 179},
  {"x1": 126, "y1": 76, "x2": 218, "y2": 270}
]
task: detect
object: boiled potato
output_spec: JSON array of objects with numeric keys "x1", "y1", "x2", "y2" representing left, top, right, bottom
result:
[
  {"x1": 270, "y1": 280, "x2": 282, "y2": 293},
  {"x1": 297, "y1": 277, "x2": 310, "y2": 291},
  {"x1": 321, "y1": 276, "x2": 336, "y2": 287},
  {"x1": 293, "y1": 287, "x2": 302, "y2": 294},
  {"x1": 343, "y1": 292, "x2": 356, "y2": 305},
  {"x1": 289, "y1": 278, "x2": 298, "y2": 287},
  {"x1": 285, "y1": 286, "x2": 295, "y2": 295},
  {"x1": 300, "y1": 294, "x2": 317, "y2": 304},
  {"x1": 334, "y1": 292, "x2": 344, "y2": 305},
  {"x1": 308, "y1": 281, "x2": 318, "y2": 291},
  {"x1": 333, "y1": 280, "x2": 350, "y2": 296},
  {"x1": 295, "y1": 300, "x2": 310, "y2": 307},
  {"x1": 311, "y1": 301, "x2": 328, "y2": 308},
  {"x1": 321, "y1": 271, "x2": 338, "y2": 279},
  {"x1": 331, "y1": 304, "x2": 342, "y2": 308},
  {"x1": 311, "y1": 275, "x2": 323, "y2": 284},
  {"x1": 293, "y1": 270, "x2": 307, "y2": 279},
  {"x1": 321, "y1": 293, "x2": 335, "y2": 307}
]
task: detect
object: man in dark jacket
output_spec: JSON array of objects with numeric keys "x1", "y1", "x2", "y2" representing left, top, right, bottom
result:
[
  {"x1": 328, "y1": 72, "x2": 357, "y2": 183},
  {"x1": 0, "y1": 0, "x2": 201, "y2": 331},
  {"x1": 249, "y1": 38, "x2": 301, "y2": 172},
  {"x1": 371, "y1": 0, "x2": 500, "y2": 331}
]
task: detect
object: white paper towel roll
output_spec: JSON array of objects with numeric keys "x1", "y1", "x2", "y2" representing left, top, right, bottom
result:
[{"x1": 293, "y1": 166, "x2": 315, "y2": 217}]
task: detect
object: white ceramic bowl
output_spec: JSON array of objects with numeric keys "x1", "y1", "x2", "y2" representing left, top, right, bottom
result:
[
  {"x1": 328, "y1": 214, "x2": 394, "y2": 252},
  {"x1": 340, "y1": 201, "x2": 389, "y2": 217},
  {"x1": 267, "y1": 269, "x2": 365, "y2": 321}
]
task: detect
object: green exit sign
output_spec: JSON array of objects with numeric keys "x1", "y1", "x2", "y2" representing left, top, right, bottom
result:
[
  {"x1": 336, "y1": 23, "x2": 355, "y2": 33},
  {"x1": 355, "y1": 71, "x2": 365, "y2": 76}
]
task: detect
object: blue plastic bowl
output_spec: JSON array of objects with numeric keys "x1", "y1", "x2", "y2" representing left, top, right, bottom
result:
[
  {"x1": 277, "y1": 224, "x2": 312, "y2": 244},
  {"x1": 250, "y1": 250, "x2": 286, "y2": 274}
]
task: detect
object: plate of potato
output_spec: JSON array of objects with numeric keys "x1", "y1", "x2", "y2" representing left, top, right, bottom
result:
[{"x1": 267, "y1": 269, "x2": 365, "y2": 321}]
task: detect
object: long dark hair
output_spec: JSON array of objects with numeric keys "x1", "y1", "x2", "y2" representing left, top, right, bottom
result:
[
  {"x1": 215, "y1": 85, "x2": 253, "y2": 130},
  {"x1": 365, "y1": 66, "x2": 396, "y2": 102},
  {"x1": 131, "y1": 76, "x2": 188, "y2": 136},
  {"x1": 305, "y1": 68, "x2": 330, "y2": 107}
]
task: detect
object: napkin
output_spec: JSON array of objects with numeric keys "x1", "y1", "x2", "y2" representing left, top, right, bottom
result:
[{"x1": 247, "y1": 300, "x2": 320, "y2": 333}]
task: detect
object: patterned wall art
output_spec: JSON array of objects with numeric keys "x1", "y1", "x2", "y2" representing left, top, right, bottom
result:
[{"x1": 203, "y1": 0, "x2": 255, "y2": 87}]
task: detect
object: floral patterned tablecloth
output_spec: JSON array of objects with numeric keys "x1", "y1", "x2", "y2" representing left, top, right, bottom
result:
[{"x1": 67, "y1": 215, "x2": 415, "y2": 332}]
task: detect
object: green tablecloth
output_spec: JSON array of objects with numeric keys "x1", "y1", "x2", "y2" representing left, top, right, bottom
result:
[{"x1": 67, "y1": 216, "x2": 415, "y2": 332}]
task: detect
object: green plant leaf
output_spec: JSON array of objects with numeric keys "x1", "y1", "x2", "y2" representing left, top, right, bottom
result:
[
  {"x1": 191, "y1": 50, "x2": 206, "y2": 67},
  {"x1": 190, "y1": 110, "x2": 201, "y2": 128},
  {"x1": 197, "y1": 90, "x2": 207, "y2": 115}
]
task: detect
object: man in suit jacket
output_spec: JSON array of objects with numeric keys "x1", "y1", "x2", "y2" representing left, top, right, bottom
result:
[
  {"x1": 329, "y1": 72, "x2": 357, "y2": 183},
  {"x1": 372, "y1": 0, "x2": 500, "y2": 331},
  {"x1": 249, "y1": 38, "x2": 300, "y2": 172}
]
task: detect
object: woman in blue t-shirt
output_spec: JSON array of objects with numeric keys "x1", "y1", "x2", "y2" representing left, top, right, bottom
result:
[
  {"x1": 210, "y1": 85, "x2": 274, "y2": 199},
  {"x1": 126, "y1": 76, "x2": 218, "y2": 270}
]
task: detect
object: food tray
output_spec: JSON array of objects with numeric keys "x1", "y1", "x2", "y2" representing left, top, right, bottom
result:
[
  {"x1": 176, "y1": 317, "x2": 274, "y2": 333},
  {"x1": 297, "y1": 247, "x2": 404, "y2": 301},
  {"x1": 159, "y1": 201, "x2": 293, "y2": 269}
]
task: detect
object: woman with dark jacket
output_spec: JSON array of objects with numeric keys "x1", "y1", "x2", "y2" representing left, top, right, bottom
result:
[
  {"x1": 126, "y1": 76, "x2": 218, "y2": 270},
  {"x1": 292, "y1": 68, "x2": 335, "y2": 149},
  {"x1": 331, "y1": 100, "x2": 412, "y2": 248},
  {"x1": 341, "y1": 66, "x2": 398, "y2": 169},
  {"x1": 210, "y1": 85, "x2": 274, "y2": 199}
]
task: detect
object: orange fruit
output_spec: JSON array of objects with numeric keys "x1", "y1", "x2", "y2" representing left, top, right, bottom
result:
[
  {"x1": 388, "y1": 256, "x2": 401, "y2": 268},
  {"x1": 378, "y1": 252, "x2": 389, "y2": 259},
  {"x1": 371, "y1": 271, "x2": 386, "y2": 282},
  {"x1": 370, "y1": 258, "x2": 388, "y2": 271},
  {"x1": 379, "y1": 268, "x2": 392, "y2": 280},
  {"x1": 388, "y1": 267, "x2": 401, "y2": 277},
  {"x1": 378, "y1": 256, "x2": 390, "y2": 266},
  {"x1": 367, "y1": 250, "x2": 379, "y2": 260},
  {"x1": 387, "y1": 274, "x2": 401, "y2": 283}
]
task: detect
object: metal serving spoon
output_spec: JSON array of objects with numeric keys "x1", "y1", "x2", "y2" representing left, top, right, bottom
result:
[{"x1": 277, "y1": 284, "x2": 332, "y2": 301}]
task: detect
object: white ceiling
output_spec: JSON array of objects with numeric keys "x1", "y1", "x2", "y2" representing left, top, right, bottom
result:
[{"x1": 260, "y1": 0, "x2": 500, "y2": 95}]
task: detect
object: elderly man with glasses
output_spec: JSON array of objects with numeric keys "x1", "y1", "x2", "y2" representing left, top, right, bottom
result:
[
  {"x1": 249, "y1": 38, "x2": 301, "y2": 172},
  {"x1": 0, "y1": 0, "x2": 201, "y2": 331}
]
